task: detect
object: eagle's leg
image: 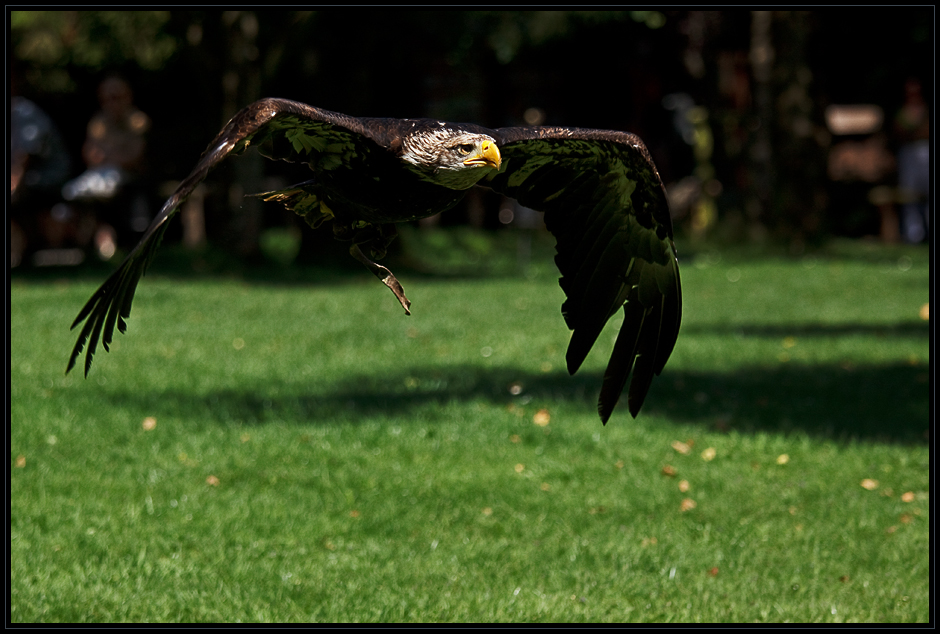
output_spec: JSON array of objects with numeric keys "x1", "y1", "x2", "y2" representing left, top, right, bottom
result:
[
  {"x1": 346, "y1": 224, "x2": 411, "y2": 315},
  {"x1": 350, "y1": 243, "x2": 411, "y2": 315}
]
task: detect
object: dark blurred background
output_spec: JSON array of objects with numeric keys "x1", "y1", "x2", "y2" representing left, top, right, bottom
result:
[{"x1": 9, "y1": 10, "x2": 933, "y2": 269}]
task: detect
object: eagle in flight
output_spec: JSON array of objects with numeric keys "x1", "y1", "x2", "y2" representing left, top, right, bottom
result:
[{"x1": 67, "y1": 98, "x2": 681, "y2": 423}]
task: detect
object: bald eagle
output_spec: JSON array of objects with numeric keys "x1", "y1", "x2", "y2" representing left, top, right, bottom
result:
[{"x1": 67, "y1": 98, "x2": 681, "y2": 423}]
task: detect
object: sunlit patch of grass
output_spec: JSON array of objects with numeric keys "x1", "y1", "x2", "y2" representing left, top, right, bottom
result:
[{"x1": 11, "y1": 239, "x2": 928, "y2": 622}]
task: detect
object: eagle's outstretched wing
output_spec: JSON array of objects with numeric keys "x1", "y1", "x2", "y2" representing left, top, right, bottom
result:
[
  {"x1": 67, "y1": 99, "x2": 681, "y2": 423},
  {"x1": 66, "y1": 98, "x2": 382, "y2": 376},
  {"x1": 485, "y1": 127, "x2": 681, "y2": 422}
]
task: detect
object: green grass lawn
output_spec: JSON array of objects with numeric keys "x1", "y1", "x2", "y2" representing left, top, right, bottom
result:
[{"x1": 10, "y1": 235, "x2": 929, "y2": 622}]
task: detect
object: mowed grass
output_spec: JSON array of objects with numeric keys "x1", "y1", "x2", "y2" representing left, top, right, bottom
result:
[{"x1": 10, "y1": 236, "x2": 929, "y2": 622}]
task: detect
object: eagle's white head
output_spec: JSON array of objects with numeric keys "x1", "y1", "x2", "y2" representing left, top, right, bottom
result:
[{"x1": 400, "y1": 128, "x2": 502, "y2": 190}]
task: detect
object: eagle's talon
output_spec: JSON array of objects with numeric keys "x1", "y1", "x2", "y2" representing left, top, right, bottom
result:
[{"x1": 351, "y1": 244, "x2": 411, "y2": 315}]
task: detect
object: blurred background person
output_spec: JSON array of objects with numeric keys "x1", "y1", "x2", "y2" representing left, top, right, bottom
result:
[
  {"x1": 893, "y1": 78, "x2": 930, "y2": 243},
  {"x1": 10, "y1": 81, "x2": 72, "y2": 267},
  {"x1": 62, "y1": 75, "x2": 152, "y2": 258}
]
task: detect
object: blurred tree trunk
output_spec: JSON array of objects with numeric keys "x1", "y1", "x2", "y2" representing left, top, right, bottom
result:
[
  {"x1": 747, "y1": 10, "x2": 774, "y2": 242},
  {"x1": 221, "y1": 11, "x2": 263, "y2": 258},
  {"x1": 746, "y1": 10, "x2": 827, "y2": 247},
  {"x1": 770, "y1": 11, "x2": 828, "y2": 247}
]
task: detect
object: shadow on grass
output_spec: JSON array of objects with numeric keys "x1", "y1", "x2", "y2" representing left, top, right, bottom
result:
[
  {"x1": 13, "y1": 232, "x2": 929, "y2": 289},
  {"x1": 9, "y1": 244, "x2": 375, "y2": 286},
  {"x1": 106, "y1": 360, "x2": 928, "y2": 445},
  {"x1": 679, "y1": 237, "x2": 929, "y2": 265},
  {"x1": 10, "y1": 228, "x2": 560, "y2": 286},
  {"x1": 681, "y1": 321, "x2": 929, "y2": 339}
]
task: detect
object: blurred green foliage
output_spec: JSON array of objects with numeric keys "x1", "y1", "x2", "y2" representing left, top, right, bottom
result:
[
  {"x1": 11, "y1": 11, "x2": 177, "y2": 92},
  {"x1": 9, "y1": 10, "x2": 932, "y2": 253}
]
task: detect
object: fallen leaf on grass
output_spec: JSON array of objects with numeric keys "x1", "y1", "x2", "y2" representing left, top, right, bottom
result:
[
  {"x1": 672, "y1": 440, "x2": 691, "y2": 455},
  {"x1": 481, "y1": 507, "x2": 493, "y2": 516},
  {"x1": 141, "y1": 416, "x2": 156, "y2": 431},
  {"x1": 776, "y1": 454, "x2": 790, "y2": 465},
  {"x1": 701, "y1": 447, "x2": 716, "y2": 461},
  {"x1": 919, "y1": 303, "x2": 929, "y2": 320},
  {"x1": 860, "y1": 478, "x2": 879, "y2": 490},
  {"x1": 533, "y1": 409, "x2": 550, "y2": 426},
  {"x1": 662, "y1": 464, "x2": 677, "y2": 477},
  {"x1": 14, "y1": 455, "x2": 25, "y2": 468},
  {"x1": 708, "y1": 567, "x2": 719, "y2": 577},
  {"x1": 901, "y1": 491, "x2": 915, "y2": 502},
  {"x1": 514, "y1": 463, "x2": 525, "y2": 473},
  {"x1": 678, "y1": 480, "x2": 690, "y2": 492},
  {"x1": 206, "y1": 475, "x2": 220, "y2": 486},
  {"x1": 680, "y1": 498, "x2": 697, "y2": 512}
]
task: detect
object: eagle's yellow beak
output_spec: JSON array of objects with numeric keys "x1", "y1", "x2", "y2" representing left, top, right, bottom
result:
[{"x1": 464, "y1": 140, "x2": 501, "y2": 170}]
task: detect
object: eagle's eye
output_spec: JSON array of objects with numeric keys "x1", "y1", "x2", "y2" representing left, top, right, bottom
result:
[{"x1": 456, "y1": 143, "x2": 474, "y2": 155}]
